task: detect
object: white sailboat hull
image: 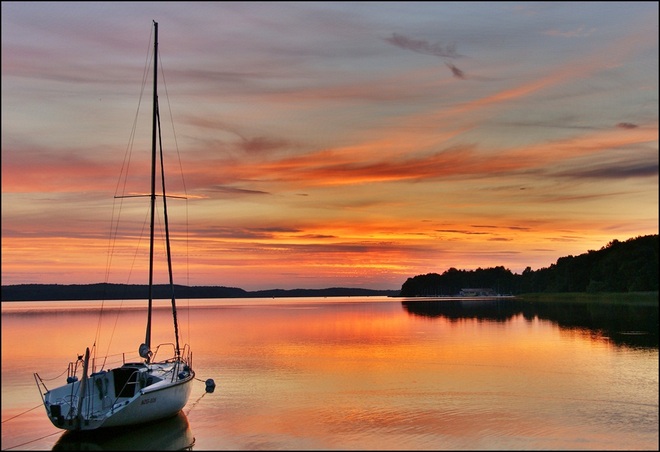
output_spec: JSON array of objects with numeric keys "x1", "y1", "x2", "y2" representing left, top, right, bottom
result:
[{"x1": 40, "y1": 357, "x2": 195, "y2": 431}]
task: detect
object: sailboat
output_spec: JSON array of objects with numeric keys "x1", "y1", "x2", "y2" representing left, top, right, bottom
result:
[{"x1": 34, "y1": 21, "x2": 196, "y2": 431}]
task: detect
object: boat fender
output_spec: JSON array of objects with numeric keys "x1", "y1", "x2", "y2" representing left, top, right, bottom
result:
[
  {"x1": 205, "y1": 378, "x2": 216, "y2": 393},
  {"x1": 67, "y1": 376, "x2": 78, "y2": 384}
]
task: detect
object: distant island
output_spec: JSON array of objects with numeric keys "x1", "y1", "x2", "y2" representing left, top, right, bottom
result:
[
  {"x1": 0, "y1": 284, "x2": 399, "y2": 302},
  {"x1": 2, "y1": 234, "x2": 657, "y2": 301}
]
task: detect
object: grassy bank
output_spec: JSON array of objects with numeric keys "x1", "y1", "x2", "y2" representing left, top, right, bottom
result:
[{"x1": 518, "y1": 291, "x2": 658, "y2": 306}]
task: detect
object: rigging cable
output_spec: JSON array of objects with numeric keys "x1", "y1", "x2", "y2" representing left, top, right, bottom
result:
[{"x1": 1, "y1": 403, "x2": 42, "y2": 424}]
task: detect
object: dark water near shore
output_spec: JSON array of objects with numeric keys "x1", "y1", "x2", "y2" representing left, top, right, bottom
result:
[{"x1": 2, "y1": 296, "x2": 657, "y2": 450}]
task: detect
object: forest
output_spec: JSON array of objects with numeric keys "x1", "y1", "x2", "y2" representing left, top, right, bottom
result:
[{"x1": 399, "y1": 234, "x2": 658, "y2": 297}]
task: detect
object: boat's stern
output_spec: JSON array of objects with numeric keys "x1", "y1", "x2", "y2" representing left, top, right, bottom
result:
[
  {"x1": 39, "y1": 379, "x2": 82, "y2": 430},
  {"x1": 36, "y1": 368, "x2": 118, "y2": 431}
]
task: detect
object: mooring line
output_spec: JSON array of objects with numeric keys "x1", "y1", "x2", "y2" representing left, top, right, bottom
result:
[
  {"x1": 1, "y1": 403, "x2": 42, "y2": 423},
  {"x1": 1, "y1": 403, "x2": 61, "y2": 449},
  {"x1": 185, "y1": 391, "x2": 208, "y2": 416}
]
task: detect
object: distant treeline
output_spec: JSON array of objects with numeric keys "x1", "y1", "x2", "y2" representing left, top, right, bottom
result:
[
  {"x1": 0, "y1": 283, "x2": 398, "y2": 302},
  {"x1": 400, "y1": 234, "x2": 658, "y2": 297}
]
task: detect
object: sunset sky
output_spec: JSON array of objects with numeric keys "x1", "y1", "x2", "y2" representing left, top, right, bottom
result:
[{"x1": 2, "y1": 2, "x2": 658, "y2": 291}]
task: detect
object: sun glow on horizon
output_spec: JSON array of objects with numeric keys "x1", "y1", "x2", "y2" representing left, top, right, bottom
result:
[{"x1": 1, "y1": 3, "x2": 657, "y2": 290}]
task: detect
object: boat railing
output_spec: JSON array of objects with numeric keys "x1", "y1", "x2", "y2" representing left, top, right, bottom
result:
[
  {"x1": 87, "y1": 351, "x2": 141, "y2": 374},
  {"x1": 33, "y1": 354, "x2": 83, "y2": 394},
  {"x1": 33, "y1": 372, "x2": 49, "y2": 400},
  {"x1": 53, "y1": 341, "x2": 193, "y2": 377},
  {"x1": 147, "y1": 342, "x2": 194, "y2": 383},
  {"x1": 180, "y1": 343, "x2": 192, "y2": 365},
  {"x1": 151, "y1": 342, "x2": 192, "y2": 364},
  {"x1": 151, "y1": 342, "x2": 177, "y2": 363}
]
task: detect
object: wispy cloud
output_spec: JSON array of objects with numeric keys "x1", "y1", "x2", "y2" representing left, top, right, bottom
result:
[
  {"x1": 384, "y1": 32, "x2": 467, "y2": 80},
  {"x1": 384, "y1": 33, "x2": 461, "y2": 58},
  {"x1": 444, "y1": 61, "x2": 466, "y2": 80},
  {"x1": 553, "y1": 162, "x2": 658, "y2": 180}
]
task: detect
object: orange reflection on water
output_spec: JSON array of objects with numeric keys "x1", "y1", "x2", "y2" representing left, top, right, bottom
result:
[
  {"x1": 1, "y1": 302, "x2": 192, "y2": 370},
  {"x1": 2, "y1": 299, "x2": 658, "y2": 450}
]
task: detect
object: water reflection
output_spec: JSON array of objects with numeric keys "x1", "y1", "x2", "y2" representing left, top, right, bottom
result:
[
  {"x1": 51, "y1": 411, "x2": 194, "y2": 451},
  {"x1": 401, "y1": 298, "x2": 659, "y2": 348},
  {"x1": 2, "y1": 298, "x2": 657, "y2": 450}
]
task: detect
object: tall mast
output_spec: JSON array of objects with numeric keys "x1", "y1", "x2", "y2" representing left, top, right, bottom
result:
[{"x1": 145, "y1": 20, "x2": 158, "y2": 353}]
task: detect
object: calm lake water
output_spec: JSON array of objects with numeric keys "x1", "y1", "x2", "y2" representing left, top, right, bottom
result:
[{"x1": 1, "y1": 296, "x2": 658, "y2": 450}]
